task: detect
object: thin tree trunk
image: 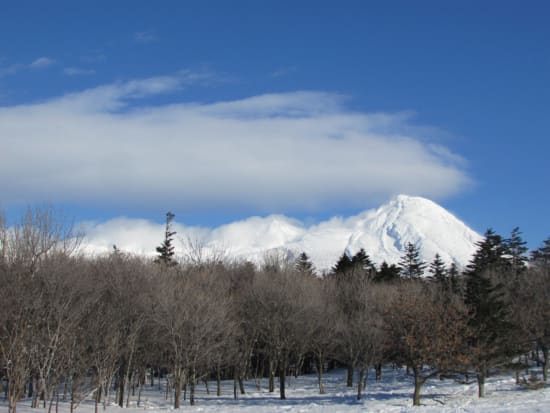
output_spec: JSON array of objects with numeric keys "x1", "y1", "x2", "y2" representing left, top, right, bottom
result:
[
  {"x1": 317, "y1": 354, "x2": 325, "y2": 394},
  {"x1": 238, "y1": 375, "x2": 245, "y2": 395},
  {"x1": 279, "y1": 361, "x2": 286, "y2": 400},
  {"x1": 357, "y1": 368, "x2": 365, "y2": 400},
  {"x1": 137, "y1": 381, "x2": 142, "y2": 407},
  {"x1": 477, "y1": 370, "x2": 486, "y2": 398},
  {"x1": 268, "y1": 360, "x2": 275, "y2": 393},
  {"x1": 174, "y1": 378, "x2": 181, "y2": 409},
  {"x1": 48, "y1": 389, "x2": 55, "y2": 413},
  {"x1": 346, "y1": 365, "x2": 354, "y2": 387},
  {"x1": 233, "y1": 370, "x2": 237, "y2": 400},
  {"x1": 412, "y1": 368, "x2": 423, "y2": 406},
  {"x1": 542, "y1": 345, "x2": 549, "y2": 382},
  {"x1": 216, "y1": 364, "x2": 222, "y2": 396},
  {"x1": 190, "y1": 375, "x2": 195, "y2": 406}
]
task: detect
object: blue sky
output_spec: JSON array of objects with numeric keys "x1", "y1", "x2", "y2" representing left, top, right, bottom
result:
[{"x1": 1, "y1": 1, "x2": 549, "y2": 248}]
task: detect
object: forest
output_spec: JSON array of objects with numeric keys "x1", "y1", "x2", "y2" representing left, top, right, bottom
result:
[{"x1": 1, "y1": 208, "x2": 549, "y2": 413}]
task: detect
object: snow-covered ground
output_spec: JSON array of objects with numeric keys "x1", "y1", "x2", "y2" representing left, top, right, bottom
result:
[{"x1": 5, "y1": 367, "x2": 549, "y2": 413}]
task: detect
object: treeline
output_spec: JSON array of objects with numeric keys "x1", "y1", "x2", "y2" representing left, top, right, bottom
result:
[{"x1": 1, "y1": 208, "x2": 550, "y2": 412}]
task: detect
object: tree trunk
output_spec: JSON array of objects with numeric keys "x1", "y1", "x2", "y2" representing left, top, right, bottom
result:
[
  {"x1": 317, "y1": 354, "x2": 325, "y2": 394},
  {"x1": 542, "y1": 345, "x2": 549, "y2": 382},
  {"x1": 174, "y1": 382, "x2": 181, "y2": 409},
  {"x1": 216, "y1": 364, "x2": 222, "y2": 396},
  {"x1": 346, "y1": 365, "x2": 354, "y2": 387},
  {"x1": 233, "y1": 370, "x2": 238, "y2": 400},
  {"x1": 412, "y1": 368, "x2": 423, "y2": 406},
  {"x1": 189, "y1": 376, "x2": 195, "y2": 406},
  {"x1": 357, "y1": 368, "x2": 365, "y2": 400},
  {"x1": 279, "y1": 360, "x2": 286, "y2": 400},
  {"x1": 238, "y1": 376, "x2": 245, "y2": 395},
  {"x1": 477, "y1": 370, "x2": 486, "y2": 398},
  {"x1": 269, "y1": 359, "x2": 275, "y2": 392},
  {"x1": 375, "y1": 363, "x2": 382, "y2": 381},
  {"x1": 8, "y1": 396, "x2": 17, "y2": 413},
  {"x1": 137, "y1": 381, "x2": 143, "y2": 407}
]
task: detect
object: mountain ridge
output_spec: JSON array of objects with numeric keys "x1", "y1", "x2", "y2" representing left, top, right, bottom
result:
[{"x1": 82, "y1": 195, "x2": 482, "y2": 272}]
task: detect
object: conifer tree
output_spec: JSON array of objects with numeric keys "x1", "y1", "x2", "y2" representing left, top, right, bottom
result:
[
  {"x1": 531, "y1": 236, "x2": 550, "y2": 267},
  {"x1": 351, "y1": 248, "x2": 376, "y2": 279},
  {"x1": 398, "y1": 242, "x2": 426, "y2": 279},
  {"x1": 155, "y1": 211, "x2": 176, "y2": 266},
  {"x1": 295, "y1": 252, "x2": 316, "y2": 277},
  {"x1": 374, "y1": 261, "x2": 400, "y2": 283},
  {"x1": 428, "y1": 253, "x2": 447, "y2": 283},
  {"x1": 464, "y1": 228, "x2": 513, "y2": 397},
  {"x1": 331, "y1": 251, "x2": 354, "y2": 278},
  {"x1": 504, "y1": 227, "x2": 528, "y2": 276},
  {"x1": 447, "y1": 262, "x2": 461, "y2": 294}
]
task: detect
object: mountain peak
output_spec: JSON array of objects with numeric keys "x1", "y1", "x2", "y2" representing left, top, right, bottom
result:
[{"x1": 83, "y1": 196, "x2": 481, "y2": 272}]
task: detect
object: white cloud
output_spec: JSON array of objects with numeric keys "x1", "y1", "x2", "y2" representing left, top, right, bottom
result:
[
  {"x1": 30, "y1": 57, "x2": 55, "y2": 68},
  {"x1": 0, "y1": 63, "x2": 23, "y2": 77},
  {"x1": 134, "y1": 30, "x2": 157, "y2": 43},
  {"x1": 0, "y1": 57, "x2": 55, "y2": 77},
  {"x1": 63, "y1": 67, "x2": 96, "y2": 76},
  {"x1": 0, "y1": 74, "x2": 471, "y2": 214}
]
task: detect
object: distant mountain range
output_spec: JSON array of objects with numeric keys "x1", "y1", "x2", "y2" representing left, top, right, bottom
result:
[{"x1": 82, "y1": 195, "x2": 482, "y2": 272}]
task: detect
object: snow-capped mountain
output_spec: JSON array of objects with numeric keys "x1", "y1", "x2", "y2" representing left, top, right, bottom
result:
[{"x1": 82, "y1": 195, "x2": 482, "y2": 272}]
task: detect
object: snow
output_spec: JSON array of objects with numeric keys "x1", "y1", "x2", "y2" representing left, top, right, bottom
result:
[
  {"x1": 81, "y1": 195, "x2": 482, "y2": 271},
  {"x1": 7, "y1": 367, "x2": 549, "y2": 413}
]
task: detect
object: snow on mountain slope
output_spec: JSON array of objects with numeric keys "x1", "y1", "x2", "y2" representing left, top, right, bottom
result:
[
  {"x1": 82, "y1": 195, "x2": 482, "y2": 272},
  {"x1": 344, "y1": 195, "x2": 481, "y2": 269}
]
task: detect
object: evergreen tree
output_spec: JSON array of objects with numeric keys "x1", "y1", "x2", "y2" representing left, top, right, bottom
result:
[
  {"x1": 398, "y1": 242, "x2": 426, "y2": 279},
  {"x1": 504, "y1": 227, "x2": 528, "y2": 276},
  {"x1": 447, "y1": 262, "x2": 462, "y2": 294},
  {"x1": 428, "y1": 253, "x2": 447, "y2": 283},
  {"x1": 465, "y1": 228, "x2": 509, "y2": 275},
  {"x1": 295, "y1": 252, "x2": 316, "y2": 277},
  {"x1": 464, "y1": 228, "x2": 514, "y2": 397},
  {"x1": 374, "y1": 261, "x2": 400, "y2": 283},
  {"x1": 155, "y1": 211, "x2": 177, "y2": 266},
  {"x1": 331, "y1": 251, "x2": 354, "y2": 278},
  {"x1": 531, "y1": 236, "x2": 550, "y2": 267},
  {"x1": 351, "y1": 248, "x2": 376, "y2": 279}
]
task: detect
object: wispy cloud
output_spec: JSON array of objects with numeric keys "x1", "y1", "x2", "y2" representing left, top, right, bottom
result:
[
  {"x1": 0, "y1": 63, "x2": 23, "y2": 77},
  {"x1": 0, "y1": 57, "x2": 55, "y2": 77},
  {"x1": 29, "y1": 56, "x2": 55, "y2": 68},
  {"x1": 63, "y1": 67, "x2": 96, "y2": 76},
  {"x1": 0, "y1": 73, "x2": 471, "y2": 214},
  {"x1": 80, "y1": 53, "x2": 106, "y2": 63},
  {"x1": 269, "y1": 66, "x2": 297, "y2": 78},
  {"x1": 134, "y1": 30, "x2": 157, "y2": 43}
]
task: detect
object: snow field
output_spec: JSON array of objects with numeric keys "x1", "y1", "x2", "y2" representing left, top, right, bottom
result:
[{"x1": 6, "y1": 366, "x2": 549, "y2": 413}]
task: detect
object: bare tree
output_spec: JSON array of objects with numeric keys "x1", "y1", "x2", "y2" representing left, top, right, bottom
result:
[{"x1": 385, "y1": 281, "x2": 469, "y2": 406}]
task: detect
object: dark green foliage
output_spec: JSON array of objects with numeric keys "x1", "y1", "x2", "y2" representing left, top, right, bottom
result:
[
  {"x1": 331, "y1": 251, "x2": 353, "y2": 275},
  {"x1": 155, "y1": 211, "x2": 177, "y2": 266},
  {"x1": 351, "y1": 248, "x2": 376, "y2": 279},
  {"x1": 531, "y1": 236, "x2": 550, "y2": 267},
  {"x1": 295, "y1": 252, "x2": 316, "y2": 277},
  {"x1": 374, "y1": 261, "x2": 400, "y2": 283},
  {"x1": 398, "y1": 242, "x2": 426, "y2": 279},
  {"x1": 504, "y1": 227, "x2": 528, "y2": 275},
  {"x1": 464, "y1": 228, "x2": 517, "y2": 396},
  {"x1": 465, "y1": 228, "x2": 509, "y2": 275},
  {"x1": 447, "y1": 262, "x2": 462, "y2": 294},
  {"x1": 331, "y1": 249, "x2": 375, "y2": 281},
  {"x1": 428, "y1": 253, "x2": 447, "y2": 283}
]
